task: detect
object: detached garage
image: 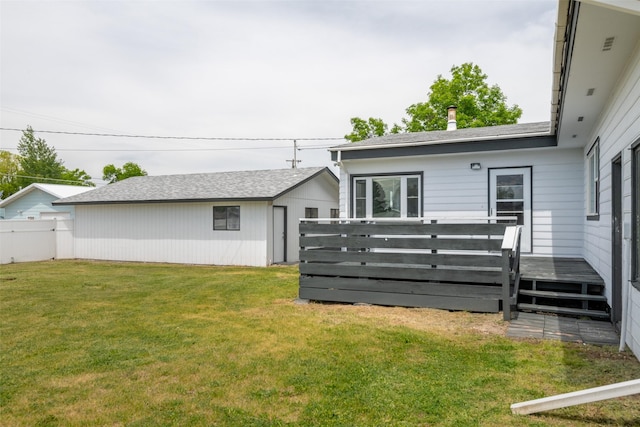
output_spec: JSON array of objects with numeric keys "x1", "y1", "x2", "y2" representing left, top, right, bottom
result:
[{"x1": 54, "y1": 167, "x2": 338, "y2": 266}]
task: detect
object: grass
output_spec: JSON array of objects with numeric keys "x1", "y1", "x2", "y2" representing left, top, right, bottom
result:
[{"x1": 1, "y1": 260, "x2": 639, "y2": 426}]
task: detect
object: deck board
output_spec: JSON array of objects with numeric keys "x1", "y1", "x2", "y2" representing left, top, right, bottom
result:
[{"x1": 520, "y1": 257, "x2": 604, "y2": 284}]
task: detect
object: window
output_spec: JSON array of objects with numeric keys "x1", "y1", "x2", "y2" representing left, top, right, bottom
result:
[
  {"x1": 351, "y1": 173, "x2": 422, "y2": 218},
  {"x1": 633, "y1": 143, "x2": 640, "y2": 287},
  {"x1": 213, "y1": 206, "x2": 240, "y2": 230},
  {"x1": 587, "y1": 139, "x2": 599, "y2": 219},
  {"x1": 305, "y1": 207, "x2": 318, "y2": 218}
]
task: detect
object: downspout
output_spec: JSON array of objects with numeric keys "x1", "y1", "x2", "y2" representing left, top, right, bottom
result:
[{"x1": 619, "y1": 279, "x2": 630, "y2": 352}]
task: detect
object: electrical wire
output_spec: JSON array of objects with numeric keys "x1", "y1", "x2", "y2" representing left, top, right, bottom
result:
[
  {"x1": 0, "y1": 173, "x2": 94, "y2": 186},
  {"x1": 0, "y1": 127, "x2": 345, "y2": 142}
]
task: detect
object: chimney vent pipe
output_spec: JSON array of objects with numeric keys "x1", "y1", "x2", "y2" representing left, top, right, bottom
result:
[{"x1": 447, "y1": 106, "x2": 457, "y2": 131}]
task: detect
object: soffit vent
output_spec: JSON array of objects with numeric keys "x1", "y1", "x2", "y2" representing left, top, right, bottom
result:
[
  {"x1": 602, "y1": 37, "x2": 615, "y2": 51},
  {"x1": 586, "y1": 88, "x2": 595, "y2": 96},
  {"x1": 578, "y1": 116, "x2": 584, "y2": 122}
]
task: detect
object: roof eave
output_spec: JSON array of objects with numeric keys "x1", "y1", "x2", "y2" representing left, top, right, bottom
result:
[{"x1": 53, "y1": 196, "x2": 277, "y2": 206}]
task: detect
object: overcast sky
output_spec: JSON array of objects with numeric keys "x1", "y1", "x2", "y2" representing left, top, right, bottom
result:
[{"x1": 1, "y1": 0, "x2": 558, "y2": 185}]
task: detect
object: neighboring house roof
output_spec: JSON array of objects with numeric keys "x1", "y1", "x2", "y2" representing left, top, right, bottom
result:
[
  {"x1": 0, "y1": 183, "x2": 92, "y2": 208},
  {"x1": 54, "y1": 167, "x2": 338, "y2": 205},
  {"x1": 329, "y1": 122, "x2": 555, "y2": 161}
]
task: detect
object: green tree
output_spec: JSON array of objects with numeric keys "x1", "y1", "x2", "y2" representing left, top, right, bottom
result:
[
  {"x1": 344, "y1": 117, "x2": 392, "y2": 143},
  {"x1": 346, "y1": 63, "x2": 522, "y2": 141},
  {"x1": 16, "y1": 126, "x2": 65, "y2": 187},
  {"x1": 103, "y1": 162, "x2": 147, "y2": 184},
  {"x1": 61, "y1": 168, "x2": 95, "y2": 187},
  {"x1": 0, "y1": 150, "x2": 21, "y2": 199},
  {"x1": 15, "y1": 126, "x2": 93, "y2": 188}
]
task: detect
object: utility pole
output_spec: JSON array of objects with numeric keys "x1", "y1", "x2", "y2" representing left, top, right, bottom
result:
[{"x1": 286, "y1": 139, "x2": 301, "y2": 169}]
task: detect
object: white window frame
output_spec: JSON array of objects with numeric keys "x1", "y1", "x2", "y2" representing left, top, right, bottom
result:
[
  {"x1": 351, "y1": 173, "x2": 422, "y2": 219},
  {"x1": 587, "y1": 139, "x2": 600, "y2": 219}
]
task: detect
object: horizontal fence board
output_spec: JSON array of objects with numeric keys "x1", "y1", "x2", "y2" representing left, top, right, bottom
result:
[
  {"x1": 298, "y1": 220, "x2": 516, "y2": 314},
  {"x1": 299, "y1": 263, "x2": 503, "y2": 284},
  {"x1": 300, "y1": 235, "x2": 501, "y2": 251},
  {"x1": 299, "y1": 287, "x2": 500, "y2": 312},
  {"x1": 299, "y1": 250, "x2": 503, "y2": 267},
  {"x1": 299, "y1": 222, "x2": 509, "y2": 236},
  {"x1": 300, "y1": 276, "x2": 503, "y2": 298}
]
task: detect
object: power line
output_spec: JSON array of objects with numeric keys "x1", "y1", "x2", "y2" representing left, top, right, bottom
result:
[
  {"x1": 0, "y1": 127, "x2": 345, "y2": 142},
  {"x1": 0, "y1": 143, "x2": 337, "y2": 152},
  {"x1": 0, "y1": 172, "x2": 94, "y2": 186}
]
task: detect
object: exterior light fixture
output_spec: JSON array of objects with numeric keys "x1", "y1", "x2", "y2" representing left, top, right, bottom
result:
[{"x1": 470, "y1": 163, "x2": 481, "y2": 171}]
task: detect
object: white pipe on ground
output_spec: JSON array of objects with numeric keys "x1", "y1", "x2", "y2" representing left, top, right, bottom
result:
[{"x1": 511, "y1": 379, "x2": 640, "y2": 415}]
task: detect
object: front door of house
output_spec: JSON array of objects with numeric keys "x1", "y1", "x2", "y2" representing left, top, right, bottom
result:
[{"x1": 489, "y1": 167, "x2": 532, "y2": 253}]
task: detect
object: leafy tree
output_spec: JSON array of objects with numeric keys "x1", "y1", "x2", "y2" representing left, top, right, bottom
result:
[
  {"x1": 103, "y1": 162, "x2": 147, "y2": 184},
  {"x1": 0, "y1": 150, "x2": 21, "y2": 198},
  {"x1": 15, "y1": 126, "x2": 93, "y2": 188},
  {"x1": 16, "y1": 126, "x2": 65, "y2": 187},
  {"x1": 403, "y1": 63, "x2": 522, "y2": 132},
  {"x1": 346, "y1": 63, "x2": 522, "y2": 141},
  {"x1": 61, "y1": 168, "x2": 95, "y2": 187},
  {"x1": 345, "y1": 117, "x2": 393, "y2": 143}
]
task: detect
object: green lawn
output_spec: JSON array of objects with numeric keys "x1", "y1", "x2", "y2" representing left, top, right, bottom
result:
[{"x1": 1, "y1": 260, "x2": 639, "y2": 426}]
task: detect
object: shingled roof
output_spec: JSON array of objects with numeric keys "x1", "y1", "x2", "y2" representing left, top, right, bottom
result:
[
  {"x1": 329, "y1": 122, "x2": 555, "y2": 161},
  {"x1": 331, "y1": 122, "x2": 552, "y2": 151},
  {"x1": 54, "y1": 167, "x2": 336, "y2": 205}
]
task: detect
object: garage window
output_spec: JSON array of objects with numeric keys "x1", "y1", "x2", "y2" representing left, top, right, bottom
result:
[{"x1": 213, "y1": 206, "x2": 240, "y2": 230}]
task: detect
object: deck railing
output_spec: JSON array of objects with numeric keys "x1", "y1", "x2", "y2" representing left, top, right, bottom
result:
[{"x1": 299, "y1": 217, "x2": 521, "y2": 320}]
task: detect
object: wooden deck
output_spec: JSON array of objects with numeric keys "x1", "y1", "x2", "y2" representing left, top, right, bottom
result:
[
  {"x1": 520, "y1": 257, "x2": 604, "y2": 285},
  {"x1": 517, "y1": 256, "x2": 609, "y2": 320},
  {"x1": 299, "y1": 220, "x2": 521, "y2": 319}
]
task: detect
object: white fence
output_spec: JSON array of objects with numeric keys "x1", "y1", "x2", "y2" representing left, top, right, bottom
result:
[{"x1": 0, "y1": 219, "x2": 74, "y2": 264}]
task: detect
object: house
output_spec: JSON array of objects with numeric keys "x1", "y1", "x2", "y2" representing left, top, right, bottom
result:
[
  {"x1": 326, "y1": 0, "x2": 640, "y2": 359},
  {"x1": 53, "y1": 167, "x2": 338, "y2": 267},
  {"x1": 0, "y1": 183, "x2": 92, "y2": 220}
]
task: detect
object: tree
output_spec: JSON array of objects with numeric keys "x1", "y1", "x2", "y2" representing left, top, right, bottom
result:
[
  {"x1": 17, "y1": 126, "x2": 65, "y2": 187},
  {"x1": 103, "y1": 162, "x2": 147, "y2": 184},
  {"x1": 15, "y1": 126, "x2": 93, "y2": 188},
  {"x1": 344, "y1": 117, "x2": 393, "y2": 143},
  {"x1": 61, "y1": 168, "x2": 95, "y2": 187},
  {"x1": 0, "y1": 150, "x2": 21, "y2": 199},
  {"x1": 346, "y1": 63, "x2": 523, "y2": 141}
]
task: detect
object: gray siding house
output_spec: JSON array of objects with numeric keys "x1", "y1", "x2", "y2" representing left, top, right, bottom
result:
[{"x1": 325, "y1": 0, "x2": 640, "y2": 359}]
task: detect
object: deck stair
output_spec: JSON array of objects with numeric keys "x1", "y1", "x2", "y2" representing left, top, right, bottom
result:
[{"x1": 516, "y1": 257, "x2": 609, "y2": 320}]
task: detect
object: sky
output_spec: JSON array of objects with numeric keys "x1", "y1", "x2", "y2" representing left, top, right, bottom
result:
[{"x1": 1, "y1": 0, "x2": 558, "y2": 185}]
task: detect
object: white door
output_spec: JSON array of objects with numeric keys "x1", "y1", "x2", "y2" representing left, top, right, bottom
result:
[
  {"x1": 273, "y1": 206, "x2": 286, "y2": 263},
  {"x1": 489, "y1": 168, "x2": 531, "y2": 253}
]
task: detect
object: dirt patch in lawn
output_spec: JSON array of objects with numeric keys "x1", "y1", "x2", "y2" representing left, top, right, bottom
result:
[{"x1": 286, "y1": 300, "x2": 509, "y2": 337}]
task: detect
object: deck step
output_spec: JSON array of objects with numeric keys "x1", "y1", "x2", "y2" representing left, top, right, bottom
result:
[
  {"x1": 518, "y1": 289, "x2": 607, "y2": 301},
  {"x1": 517, "y1": 303, "x2": 609, "y2": 319}
]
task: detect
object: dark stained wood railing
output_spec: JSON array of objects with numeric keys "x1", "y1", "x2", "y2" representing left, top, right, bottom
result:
[{"x1": 299, "y1": 218, "x2": 521, "y2": 320}]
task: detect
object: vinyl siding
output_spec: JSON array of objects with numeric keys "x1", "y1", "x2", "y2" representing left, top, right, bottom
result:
[
  {"x1": 274, "y1": 172, "x2": 339, "y2": 263},
  {"x1": 339, "y1": 147, "x2": 584, "y2": 256},
  {"x1": 583, "y1": 39, "x2": 640, "y2": 358},
  {"x1": 74, "y1": 201, "x2": 269, "y2": 266},
  {"x1": 2, "y1": 189, "x2": 76, "y2": 219}
]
